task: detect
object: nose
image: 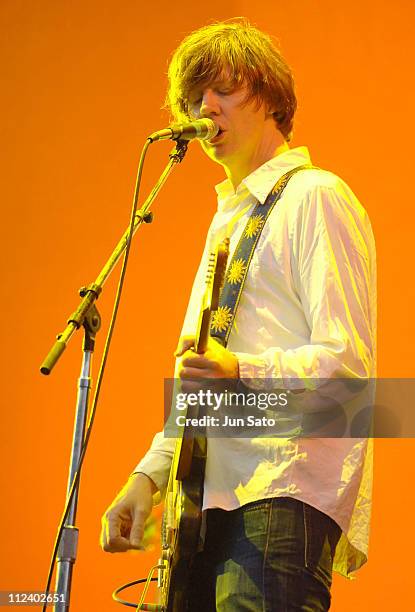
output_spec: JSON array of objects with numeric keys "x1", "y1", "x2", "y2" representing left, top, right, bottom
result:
[{"x1": 199, "y1": 88, "x2": 220, "y2": 119}]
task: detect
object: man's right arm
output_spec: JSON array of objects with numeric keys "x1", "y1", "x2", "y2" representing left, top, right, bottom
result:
[{"x1": 100, "y1": 235, "x2": 213, "y2": 554}]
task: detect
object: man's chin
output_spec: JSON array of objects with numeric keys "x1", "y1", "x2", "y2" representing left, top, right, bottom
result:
[{"x1": 202, "y1": 142, "x2": 231, "y2": 163}]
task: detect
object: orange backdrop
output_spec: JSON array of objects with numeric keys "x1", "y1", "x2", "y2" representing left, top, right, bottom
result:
[{"x1": 1, "y1": 1, "x2": 414, "y2": 610}]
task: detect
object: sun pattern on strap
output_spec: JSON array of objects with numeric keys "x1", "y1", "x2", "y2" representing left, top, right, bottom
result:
[
  {"x1": 244, "y1": 214, "x2": 265, "y2": 239},
  {"x1": 211, "y1": 305, "x2": 233, "y2": 333},
  {"x1": 227, "y1": 258, "x2": 247, "y2": 285},
  {"x1": 212, "y1": 164, "x2": 316, "y2": 346}
]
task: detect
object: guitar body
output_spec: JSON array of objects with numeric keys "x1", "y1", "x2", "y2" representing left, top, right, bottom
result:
[{"x1": 157, "y1": 240, "x2": 229, "y2": 612}]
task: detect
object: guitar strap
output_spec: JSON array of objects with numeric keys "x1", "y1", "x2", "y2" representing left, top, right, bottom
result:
[{"x1": 211, "y1": 164, "x2": 317, "y2": 346}]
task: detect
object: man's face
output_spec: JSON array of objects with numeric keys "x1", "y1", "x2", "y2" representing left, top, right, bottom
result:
[{"x1": 187, "y1": 76, "x2": 274, "y2": 169}]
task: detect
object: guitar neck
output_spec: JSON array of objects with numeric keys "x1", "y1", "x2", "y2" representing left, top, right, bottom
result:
[
  {"x1": 193, "y1": 239, "x2": 229, "y2": 355},
  {"x1": 159, "y1": 239, "x2": 229, "y2": 611},
  {"x1": 194, "y1": 308, "x2": 211, "y2": 354}
]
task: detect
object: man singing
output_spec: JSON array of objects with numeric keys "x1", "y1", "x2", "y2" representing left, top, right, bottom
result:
[{"x1": 101, "y1": 19, "x2": 376, "y2": 611}]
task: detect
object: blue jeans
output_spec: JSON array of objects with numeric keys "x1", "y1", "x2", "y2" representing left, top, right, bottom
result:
[{"x1": 187, "y1": 497, "x2": 341, "y2": 611}]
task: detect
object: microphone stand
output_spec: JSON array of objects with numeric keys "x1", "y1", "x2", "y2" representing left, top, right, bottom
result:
[{"x1": 40, "y1": 139, "x2": 189, "y2": 611}]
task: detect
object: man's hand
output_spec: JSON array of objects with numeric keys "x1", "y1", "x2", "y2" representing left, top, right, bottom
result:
[
  {"x1": 100, "y1": 473, "x2": 156, "y2": 553},
  {"x1": 175, "y1": 336, "x2": 239, "y2": 393}
]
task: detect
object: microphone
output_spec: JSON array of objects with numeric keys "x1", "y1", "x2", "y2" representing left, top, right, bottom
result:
[{"x1": 148, "y1": 118, "x2": 219, "y2": 142}]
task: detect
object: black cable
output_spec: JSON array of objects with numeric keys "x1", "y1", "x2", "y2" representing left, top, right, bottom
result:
[
  {"x1": 42, "y1": 137, "x2": 153, "y2": 611},
  {"x1": 112, "y1": 578, "x2": 158, "y2": 608}
]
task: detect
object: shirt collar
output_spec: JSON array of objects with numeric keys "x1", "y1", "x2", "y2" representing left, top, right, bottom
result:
[{"x1": 215, "y1": 146, "x2": 312, "y2": 208}]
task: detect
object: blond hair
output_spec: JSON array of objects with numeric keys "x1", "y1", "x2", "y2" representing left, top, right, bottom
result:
[{"x1": 165, "y1": 18, "x2": 297, "y2": 141}]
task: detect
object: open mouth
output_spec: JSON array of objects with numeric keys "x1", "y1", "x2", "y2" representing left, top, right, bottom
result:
[{"x1": 209, "y1": 128, "x2": 225, "y2": 143}]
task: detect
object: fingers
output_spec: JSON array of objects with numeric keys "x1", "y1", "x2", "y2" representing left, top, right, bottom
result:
[
  {"x1": 175, "y1": 335, "x2": 224, "y2": 358},
  {"x1": 101, "y1": 515, "x2": 127, "y2": 553},
  {"x1": 174, "y1": 335, "x2": 195, "y2": 356},
  {"x1": 180, "y1": 367, "x2": 209, "y2": 380},
  {"x1": 101, "y1": 508, "x2": 145, "y2": 553},
  {"x1": 176, "y1": 337, "x2": 237, "y2": 394},
  {"x1": 178, "y1": 348, "x2": 215, "y2": 385},
  {"x1": 179, "y1": 355, "x2": 217, "y2": 389},
  {"x1": 181, "y1": 354, "x2": 211, "y2": 369},
  {"x1": 129, "y1": 510, "x2": 146, "y2": 549}
]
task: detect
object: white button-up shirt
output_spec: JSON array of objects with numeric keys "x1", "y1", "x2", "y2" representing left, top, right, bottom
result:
[{"x1": 135, "y1": 146, "x2": 376, "y2": 577}]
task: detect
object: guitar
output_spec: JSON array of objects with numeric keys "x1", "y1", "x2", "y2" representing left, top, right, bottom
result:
[{"x1": 157, "y1": 238, "x2": 229, "y2": 612}]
